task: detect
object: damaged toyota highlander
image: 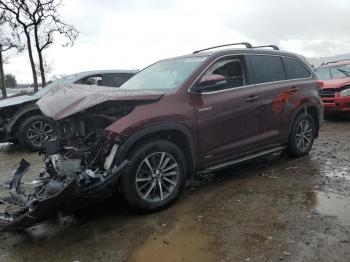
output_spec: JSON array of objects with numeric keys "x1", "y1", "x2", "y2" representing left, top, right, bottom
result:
[{"x1": 0, "y1": 43, "x2": 323, "y2": 231}]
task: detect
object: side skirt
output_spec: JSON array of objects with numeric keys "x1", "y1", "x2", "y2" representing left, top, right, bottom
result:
[{"x1": 202, "y1": 146, "x2": 286, "y2": 173}]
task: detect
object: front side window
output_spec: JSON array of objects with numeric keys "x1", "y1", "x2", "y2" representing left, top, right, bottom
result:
[
  {"x1": 250, "y1": 55, "x2": 286, "y2": 84},
  {"x1": 283, "y1": 57, "x2": 311, "y2": 79},
  {"x1": 101, "y1": 73, "x2": 135, "y2": 87},
  {"x1": 121, "y1": 57, "x2": 207, "y2": 90},
  {"x1": 194, "y1": 56, "x2": 246, "y2": 92},
  {"x1": 76, "y1": 75, "x2": 103, "y2": 85}
]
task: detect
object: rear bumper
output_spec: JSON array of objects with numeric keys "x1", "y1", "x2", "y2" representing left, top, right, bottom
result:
[{"x1": 322, "y1": 96, "x2": 350, "y2": 113}]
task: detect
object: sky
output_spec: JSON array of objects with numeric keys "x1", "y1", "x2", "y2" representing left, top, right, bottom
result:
[{"x1": 4, "y1": 0, "x2": 350, "y2": 83}]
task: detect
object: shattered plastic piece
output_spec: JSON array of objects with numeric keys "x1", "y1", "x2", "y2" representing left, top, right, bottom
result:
[
  {"x1": 0, "y1": 158, "x2": 129, "y2": 232},
  {"x1": 260, "y1": 173, "x2": 278, "y2": 179}
]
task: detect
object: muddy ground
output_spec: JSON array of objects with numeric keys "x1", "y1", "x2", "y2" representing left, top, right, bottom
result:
[{"x1": 0, "y1": 118, "x2": 349, "y2": 262}]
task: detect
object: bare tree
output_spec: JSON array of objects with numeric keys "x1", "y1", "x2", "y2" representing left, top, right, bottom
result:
[
  {"x1": 28, "y1": 0, "x2": 78, "y2": 86},
  {"x1": 0, "y1": 0, "x2": 40, "y2": 91},
  {"x1": 0, "y1": 1, "x2": 78, "y2": 88},
  {"x1": 0, "y1": 10, "x2": 22, "y2": 98},
  {"x1": 35, "y1": 58, "x2": 53, "y2": 82}
]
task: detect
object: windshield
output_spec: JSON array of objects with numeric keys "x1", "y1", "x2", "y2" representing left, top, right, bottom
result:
[
  {"x1": 316, "y1": 64, "x2": 350, "y2": 80},
  {"x1": 121, "y1": 56, "x2": 207, "y2": 90},
  {"x1": 316, "y1": 67, "x2": 331, "y2": 80},
  {"x1": 35, "y1": 74, "x2": 80, "y2": 96}
]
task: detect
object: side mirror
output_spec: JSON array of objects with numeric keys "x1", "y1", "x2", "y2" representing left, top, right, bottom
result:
[{"x1": 194, "y1": 74, "x2": 227, "y2": 92}]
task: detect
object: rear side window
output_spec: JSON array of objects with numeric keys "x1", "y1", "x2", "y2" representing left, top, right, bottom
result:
[
  {"x1": 283, "y1": 57, "x2": 311, "y2": 79},
  {"x1": 250, "y1": 55, "x2": 286, "y2": 84}
]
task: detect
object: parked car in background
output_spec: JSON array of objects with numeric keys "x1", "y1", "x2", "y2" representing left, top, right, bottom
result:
[
  {"x1": 316, "y1": 60, "x2": 350, "y2": 115},
  {"x1": 0, "y1": 70, "x2": 138, "y2": 150}
]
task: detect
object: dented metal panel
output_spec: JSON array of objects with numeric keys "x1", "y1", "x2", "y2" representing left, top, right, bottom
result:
[{"x1": 37, "y1": 84, "x2": 164, "y2": 120}]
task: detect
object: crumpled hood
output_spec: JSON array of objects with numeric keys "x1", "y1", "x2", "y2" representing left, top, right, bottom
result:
[
  {"x1": 37, "y1": 84, "x2": 164, "y2": 120},
  {"x1": 0, "y1": 94, "x2": 38, "y2": 108}
]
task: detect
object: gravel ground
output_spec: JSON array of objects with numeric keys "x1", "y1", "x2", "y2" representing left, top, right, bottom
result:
[{"x1": 0, "y1": 118, "x2": 349, "y2": 262}]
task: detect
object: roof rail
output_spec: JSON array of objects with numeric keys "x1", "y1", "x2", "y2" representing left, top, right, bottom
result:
[
  {"x1": 193, "y1": 42, "x2": 253, "y2": 54},
  {"x1": 253, "y1": 45, "x2": 279, "y2": 50}
]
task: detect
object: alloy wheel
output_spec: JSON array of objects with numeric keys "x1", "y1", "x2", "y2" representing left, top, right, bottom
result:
[
  {"x1": 135, "y1": 152, "x2": 180, "y2": 203},
  {"x1": 295, "y1": 119, "x2": 313, "y2": 153},
  {"x1": 26, "y1": 120, "x2": 54, "y2": 147}
]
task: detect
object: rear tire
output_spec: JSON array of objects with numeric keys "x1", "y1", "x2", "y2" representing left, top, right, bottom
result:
[
  {"x1": 18, "y1": 115, "x2": 56, "y2": 151},
  {"x1": 120, "y1": 140, "x2": 187, "y2": 212},
  {"x1": 287, "y1": 113, "x2": 315, "y2": 157}
]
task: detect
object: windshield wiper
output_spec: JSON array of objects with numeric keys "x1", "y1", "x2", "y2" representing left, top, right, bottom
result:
[{"x1": 337, "y1": 68, "x2": 350, "y2": 77}]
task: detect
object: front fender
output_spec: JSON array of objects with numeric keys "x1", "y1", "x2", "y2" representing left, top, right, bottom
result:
[
  {"x1": 113, "y1": 123, "x2": 197, "y2": 172},
  {"x1": 6, "y1": 104, "x2": 41, "y2": 133}
]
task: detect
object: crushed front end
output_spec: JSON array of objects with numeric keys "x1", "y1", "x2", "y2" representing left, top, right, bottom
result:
[
  {"x1": 0, "y1": 103, "x2": 132, "y2": 231},
  {"x1": 0, "y1": 85, "x2": 164, "y2": 232}
]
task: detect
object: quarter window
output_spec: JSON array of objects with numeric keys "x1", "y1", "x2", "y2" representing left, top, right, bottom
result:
[
  {"x1": 250, "y1": 55, "x2": 286, "y2": 84},
  {"x1": 283, "y1": 57, "x2": 311, "y2": 79}
]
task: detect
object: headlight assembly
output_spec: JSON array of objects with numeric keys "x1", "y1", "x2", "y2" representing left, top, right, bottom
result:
[{"x1": 340, "y1": 86, "x2": 350, "y2": 97}]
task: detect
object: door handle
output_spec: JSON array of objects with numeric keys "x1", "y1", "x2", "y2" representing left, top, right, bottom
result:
[
  {"x1": 245, "y1": 95, "x2": 258, "y2": 102},
  {"x1": 289, "y1": 87, "x2": 299, "y2": 92}
]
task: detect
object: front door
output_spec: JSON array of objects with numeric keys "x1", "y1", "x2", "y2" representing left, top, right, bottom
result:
[{"x1": 191, "y1": 55, "x2": 264, "y2": 168}]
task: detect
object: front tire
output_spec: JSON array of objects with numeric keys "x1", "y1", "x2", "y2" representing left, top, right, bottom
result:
[
  {"x1": 287, "y1": 113, "x2": 316, "y2": 157},
  {"x1": 120, "y1": 140, "x2": 187, "y2": 212},
  {"x1": 18, "y1": 115, "x2": 56, "y2": 150}
]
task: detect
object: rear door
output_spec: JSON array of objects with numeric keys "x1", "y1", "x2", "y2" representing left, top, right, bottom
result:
[
  {"x1": 191, "y1": 55, "x2": 265, "y2": 167},
  {"x1": 248, "y1": 54, "x2": 312, "y2": 147}
]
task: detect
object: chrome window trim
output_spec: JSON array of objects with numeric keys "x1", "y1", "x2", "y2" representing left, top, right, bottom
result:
[{"x1": 188, "y1": 52, "x2": 314, "y2": 95}]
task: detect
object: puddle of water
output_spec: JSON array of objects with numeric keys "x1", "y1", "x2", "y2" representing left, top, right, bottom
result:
[
  {"x1": 321, "y1": 160, "x2": 350, "y2": 181},
  {"x1": 306, "y1": 191, "x2": 350, "y2": 226},
  {"x1": 127, "y1": 214, "x2": 215, "y2": 262}
]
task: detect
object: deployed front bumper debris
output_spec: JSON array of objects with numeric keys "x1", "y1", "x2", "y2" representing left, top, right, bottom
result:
[{"x1": 0, "y1": 155, "x2": 129, "y2": 232}]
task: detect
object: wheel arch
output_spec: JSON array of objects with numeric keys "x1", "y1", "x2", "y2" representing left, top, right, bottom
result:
[
  {"x1": 290, "y1": 104, "x2": 321, "y2": 138},
  {"x1": 7, "y1": 105, "x2": 43, "y2": 134},
  {"x1": 115, "y1": 124, "x2": 197, "y2": 173}
]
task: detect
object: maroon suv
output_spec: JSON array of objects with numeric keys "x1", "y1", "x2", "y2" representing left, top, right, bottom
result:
[{"x1": 0, "y1": 43, "x2": 324, "y2": 230}]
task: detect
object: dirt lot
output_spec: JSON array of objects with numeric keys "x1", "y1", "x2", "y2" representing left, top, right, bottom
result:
[{"x1": 0, "y1": 118, "x2": 349, "y2": 262}]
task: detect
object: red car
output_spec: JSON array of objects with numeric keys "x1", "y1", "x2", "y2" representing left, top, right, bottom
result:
[{"x1": 316, "y1": 60, "x2": 350, "y2": 114}]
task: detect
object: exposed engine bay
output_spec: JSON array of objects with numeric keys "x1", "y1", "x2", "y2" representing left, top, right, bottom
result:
[{"x1": 0, "y1": 100, "x2": 147, "y2": 231}]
